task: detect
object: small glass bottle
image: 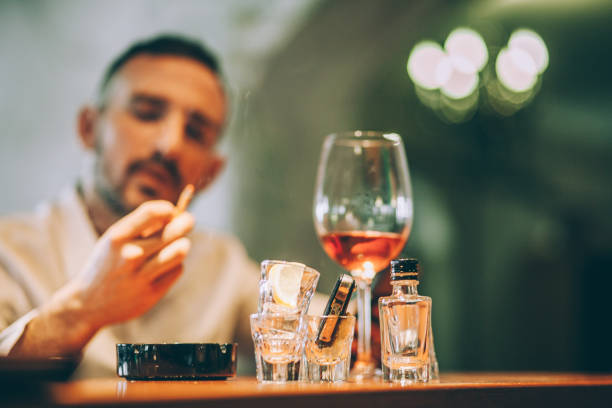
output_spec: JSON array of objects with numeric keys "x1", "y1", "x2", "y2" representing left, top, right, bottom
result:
[{"x1": 378, "y1": 258, "x2": 431, "y2": 383}]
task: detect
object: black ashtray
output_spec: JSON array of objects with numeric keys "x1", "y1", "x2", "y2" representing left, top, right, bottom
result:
[
  {"x1": 116, "y1": 343, "x2": 237, "y2": 380},
  {"x1": 0, "y1": 356, "x2": 78, "y2": 402}
]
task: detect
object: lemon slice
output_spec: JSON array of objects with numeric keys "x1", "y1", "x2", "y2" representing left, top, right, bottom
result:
[{"x1": 269, "y1": 263, "x2": 304, "y2": 309}]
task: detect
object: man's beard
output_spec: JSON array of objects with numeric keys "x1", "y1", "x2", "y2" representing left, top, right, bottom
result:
[{"x1": 94, "y1": 151, "x2": 182, "y2": 217}]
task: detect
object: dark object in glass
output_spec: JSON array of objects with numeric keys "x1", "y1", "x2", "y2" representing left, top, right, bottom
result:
[
  {"x1": 316, "y1": 274, "x2": 356, "y2": 347},
  {"x1": 116, "y1": 343, "x2": 237, "y2": 380}
]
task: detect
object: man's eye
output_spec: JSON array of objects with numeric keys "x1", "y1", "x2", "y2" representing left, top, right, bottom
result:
[
  {"x1": 185, "y1": 122, "x2": 208, "y2": 145},
  {"x1": 129, "y1": 100, "x2": 166, "y2": 122},
  {"x1": 131, "y1": 106, "x2": 164, "y2": 122}
]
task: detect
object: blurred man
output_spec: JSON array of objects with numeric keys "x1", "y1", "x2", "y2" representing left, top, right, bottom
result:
[{"x1": 0, "y1": 35, "x2": 260, "y2": 378}]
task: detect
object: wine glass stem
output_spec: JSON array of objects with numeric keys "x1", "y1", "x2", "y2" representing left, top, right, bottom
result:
[{"x1": 356, "y1": 278, "x2": 372, "y2": 366}]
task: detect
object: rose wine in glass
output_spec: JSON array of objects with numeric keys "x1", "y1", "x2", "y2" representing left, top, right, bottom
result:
[{"x1": 313, "y1": 131, "x2": 413, "y2": 380}]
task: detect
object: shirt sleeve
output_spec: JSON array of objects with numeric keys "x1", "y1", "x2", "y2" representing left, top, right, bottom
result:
[{"x1": 0, "y1": 265, "x2": 37, "y2": 355}]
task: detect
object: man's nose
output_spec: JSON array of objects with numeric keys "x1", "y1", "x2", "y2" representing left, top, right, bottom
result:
[{"x1": 156, "y1": 110, "x2": 185, "y2": 156}]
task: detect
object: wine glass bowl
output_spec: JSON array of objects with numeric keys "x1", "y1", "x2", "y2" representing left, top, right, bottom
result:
[
  {"x1": 319, "y1": 231, "x2": 408, "y2": 281},
  {"x1": 313, "y1": 131, "x2": 413, "y2": 379}
]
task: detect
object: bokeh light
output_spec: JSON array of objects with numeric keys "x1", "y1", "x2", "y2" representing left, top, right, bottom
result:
[
  {"x1": 406, "y1": 29, "x2": 486, "y2": 122},
  {"x1": 407, "y1": 41, "x2": 446, "y2": 90},
  {"x1": 496, "y1": 46, "x2": 538, "y2": 92},
  {"x1": 437, "y1": 54, "x2": 479, "y2": 99},
  {"x1": 509, "y1": 29, "x2": 549, "y2": 74},
  {"x1": 444, "y1": 27, "x2": 488, "y2": 72},
  {"x1": 406, "y1": 26, "x2": 547, "y2": 122}
]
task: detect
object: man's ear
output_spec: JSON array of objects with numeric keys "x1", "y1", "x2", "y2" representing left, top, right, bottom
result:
[{"x1": 77, "y1": 105, "x2": 98, "y2": 150}]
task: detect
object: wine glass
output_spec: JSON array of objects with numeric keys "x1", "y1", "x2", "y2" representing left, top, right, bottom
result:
[{"x1": 313, "y1": 131, "x2": 413, "y2": 379}]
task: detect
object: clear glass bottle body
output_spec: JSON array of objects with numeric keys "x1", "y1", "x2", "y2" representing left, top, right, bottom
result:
[{"x1": 378, "y1": 281, "x2": 431, "y2": 383}]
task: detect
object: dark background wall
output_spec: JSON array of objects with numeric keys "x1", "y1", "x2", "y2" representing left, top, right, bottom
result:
[{"x1": 234, "y1": 0, "x2": 612, "y2": 372}]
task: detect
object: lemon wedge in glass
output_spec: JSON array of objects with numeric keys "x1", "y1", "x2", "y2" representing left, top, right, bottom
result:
[{"x1": 269, "y1": 263, "x2": 304, "y2": 309}]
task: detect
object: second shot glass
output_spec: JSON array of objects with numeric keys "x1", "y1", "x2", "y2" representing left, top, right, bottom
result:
[{"x1": 301, "y1": 314, "x2": 355, "y2": 382}]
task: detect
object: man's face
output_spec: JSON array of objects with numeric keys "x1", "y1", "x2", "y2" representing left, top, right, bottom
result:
[{"x1": 92, "y1": 54, "x2": 226, "y2": 214}]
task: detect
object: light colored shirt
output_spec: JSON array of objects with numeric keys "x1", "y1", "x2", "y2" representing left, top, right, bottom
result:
[{"x1": 0, "y1": 187, "x2": 260, "y2": 378}]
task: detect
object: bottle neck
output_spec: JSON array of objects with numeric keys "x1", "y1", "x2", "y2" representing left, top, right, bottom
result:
[{"x1": 391, "y1": 280, "x2": 419, "y2": 295}]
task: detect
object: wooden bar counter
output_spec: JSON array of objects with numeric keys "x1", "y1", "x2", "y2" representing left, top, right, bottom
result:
[{"x1": 7, "y1": 372, "x2": 612, "y2": 408}]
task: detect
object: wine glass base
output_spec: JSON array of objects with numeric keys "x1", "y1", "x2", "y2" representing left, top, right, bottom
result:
[{"x1": 349, "y1": 361, "x2": 382, "y2": 382}]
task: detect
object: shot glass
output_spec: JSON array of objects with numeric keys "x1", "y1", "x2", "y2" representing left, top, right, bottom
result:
[
  {"x1": 250, "y1": 313, "x2": 306, "y2": 383},
  {"x1": 301, "y1": 315, "x2": 355, "y2": 383},
  {"x1": 259, "y1": 260, "x2": 320, "y2": 315}
]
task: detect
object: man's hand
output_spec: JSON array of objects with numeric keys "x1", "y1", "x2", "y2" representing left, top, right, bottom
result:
[
  {"x1": 10, "y1": 200, "x2": 193, "y2": 358},
  {"x1": 73, "y1": 200, "x2": 193, "y2": 327}
]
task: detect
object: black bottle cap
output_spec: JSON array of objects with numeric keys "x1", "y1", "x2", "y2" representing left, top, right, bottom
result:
[{"x1": 390, "y1": 258, "x2": 419, "y2": 281}]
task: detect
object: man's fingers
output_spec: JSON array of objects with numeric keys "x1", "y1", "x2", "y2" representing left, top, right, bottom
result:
[
  {"x1": 151, "y1": 265, "x2": 184, "y2": 296},
  {"x1": 139, "y1": 237, "x2": 191, "y2": 280},
  {"x1": 107, "y1": 201, "x2": 175, "y2": 243},
  {"x1": 120, "y1": 212, "x2": 194, "y2": 261},
  {"x1": 162, "y1": 212, "x2": 195, "y2": 242},
  {"x1": 140, "y1": 220, "x2": 167, "y2": 239},
  {"x1": 140, "y1": 184, "x2": 193, "y2": 237}
]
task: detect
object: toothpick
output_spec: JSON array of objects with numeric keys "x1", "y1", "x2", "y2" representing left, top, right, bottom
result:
[
  {"x1": 174, "y1": 184, "x2": 194, "y2": 216},
  {"x1": 140, "y1": 184, "x2": 195, "y2": 238}
]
